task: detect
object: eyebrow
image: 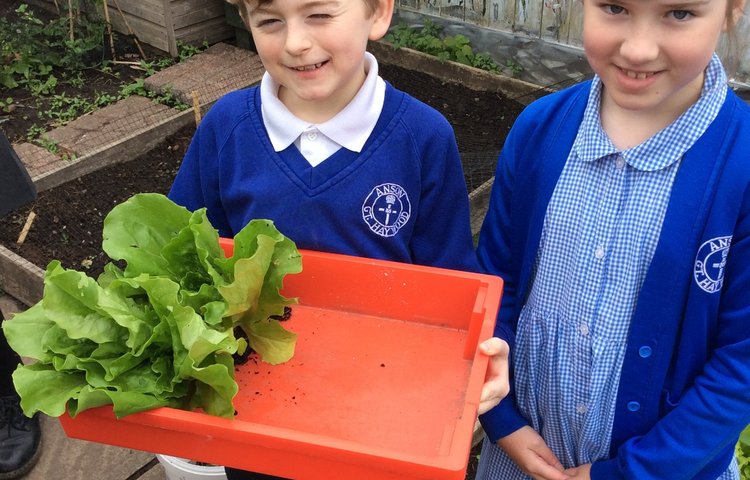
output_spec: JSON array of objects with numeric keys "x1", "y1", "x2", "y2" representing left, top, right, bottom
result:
[
  {"x1": 252, "y1": 0, "x2": 342, "y2": 14},
  {"x1": 660, "y1": 0, "x2": 711, "y2": 7}
]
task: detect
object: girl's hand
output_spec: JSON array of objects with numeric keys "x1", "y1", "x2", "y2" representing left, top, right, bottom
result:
[
  {"x1": 563, "y1": 463, "x2": 591, "y2": 479},
  {"x1": 477, "y1": 337, "x2": 510, "y2": 415},
  {"x1": 498, "y1": 426, "x2": 571, "y2": 480}
]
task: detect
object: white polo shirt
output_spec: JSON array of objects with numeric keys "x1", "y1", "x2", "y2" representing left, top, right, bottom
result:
[{"x1": 260, "y1": 51, "x2": 386, "y2": 167}]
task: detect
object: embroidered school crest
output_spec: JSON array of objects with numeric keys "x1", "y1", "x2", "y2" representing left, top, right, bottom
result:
[
  {"x1": 694, "y1": 235, "x2": 732, "y2": 293},
  {"x1": 362, "y1": 183, "x2": 411, "y2": 237}
]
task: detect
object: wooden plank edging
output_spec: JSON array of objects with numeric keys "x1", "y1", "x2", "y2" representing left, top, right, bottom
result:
[
  {"x1": 0, "y1": 245, "x2": 44, "y2": 307},
  {"x1": 368, "y1": 41, "x2": 549, "y2": 105},
  {"x1": 469, "y1": 176, "x2": 495, "y2": 236}
]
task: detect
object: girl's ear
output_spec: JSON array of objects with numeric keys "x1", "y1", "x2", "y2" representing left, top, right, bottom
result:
[
  {"x1": 369, "y1": 0, "x2": 395, "y2": 41},
  {"x1": 729, "y1": 0, "x2": 746, "y2": 28}
]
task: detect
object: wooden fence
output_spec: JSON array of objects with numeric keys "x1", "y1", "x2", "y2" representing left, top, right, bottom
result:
[
  {"x1": 27, "y1": 0, "x2": 234, "y2": 57},
  {"x1": 398, "y1": 0, "x2": 750, "y2": 85}
]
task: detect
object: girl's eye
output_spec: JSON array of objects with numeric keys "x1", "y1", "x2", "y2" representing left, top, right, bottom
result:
[
  {"x1": 603, "y1": 4, "x2": 625, "y2": 15},
  {"x1": 309, "y1": 13, "x2": 332, "y2": 20},
  {"x1": 669, "y1": 10, "x2": 692, "y2": 20}
]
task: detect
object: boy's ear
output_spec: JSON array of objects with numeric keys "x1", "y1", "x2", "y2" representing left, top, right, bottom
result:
[{"x1": 369, "y1": 0, "x2": 395, "y2": 41}]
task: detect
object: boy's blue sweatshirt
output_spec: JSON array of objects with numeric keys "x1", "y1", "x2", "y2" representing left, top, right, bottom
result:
[
  {"x1": 169, "y1": 83, "x2": 478, "y2": 273},
  {"x1": 478, "y1": 81, "x2": 750, "y2": 479}
]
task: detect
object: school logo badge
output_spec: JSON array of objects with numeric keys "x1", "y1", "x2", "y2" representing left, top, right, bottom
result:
[
  {"x1": 362, "y1": 183, "x2": 411, "y2": 237},
  {"x1": 694, "y1": 235, "x2": 732, "y2": 293}
]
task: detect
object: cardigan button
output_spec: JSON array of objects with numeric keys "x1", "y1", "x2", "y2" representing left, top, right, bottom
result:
[
  {"x1": 638, "y1": 346, "x2": 652, "y2": 358},
  {"x1": 627, "y1": 401, "x2": 641, "y2": 412}
]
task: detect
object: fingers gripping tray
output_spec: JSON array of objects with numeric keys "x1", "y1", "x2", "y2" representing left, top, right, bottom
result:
[{"x1": 59, "y1": 238, "x2": 503, "y2": 480}]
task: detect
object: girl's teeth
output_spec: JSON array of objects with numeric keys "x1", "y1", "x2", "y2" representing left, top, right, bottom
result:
[{"x1": 624, "y1": 70, "x2": 652, "y2": 80}]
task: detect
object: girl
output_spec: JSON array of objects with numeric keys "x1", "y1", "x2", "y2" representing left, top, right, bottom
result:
[{"x1": 475, "y1": 0, "x2": 750, "y2": 479}]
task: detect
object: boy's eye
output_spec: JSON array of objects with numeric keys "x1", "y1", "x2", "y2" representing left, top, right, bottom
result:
[
  {"x1": 309, "y1": 13, "x2": 332, "y2": 20},
  {"x1": 255, "y1": 18, "x2": 280, "y2": 27}
]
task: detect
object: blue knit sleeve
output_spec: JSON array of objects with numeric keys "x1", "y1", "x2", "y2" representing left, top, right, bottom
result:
[{"x1": 169, "y1": 91, "x2": 252, "y2": 237}]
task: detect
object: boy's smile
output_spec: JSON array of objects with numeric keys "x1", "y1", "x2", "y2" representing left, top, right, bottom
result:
[
  {"x1": 290, "y1": 61, "x2": 327, "y2": 71},
  {"x1": 247, "y1": 0, "x2": 392, "y2": 123}
]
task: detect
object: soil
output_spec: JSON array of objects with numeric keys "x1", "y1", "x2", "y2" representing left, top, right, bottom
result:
[{"x1": 0, "y1": 4, "x2": 523, "y2": 477}]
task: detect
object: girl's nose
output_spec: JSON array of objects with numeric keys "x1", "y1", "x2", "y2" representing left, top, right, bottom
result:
[{"x1": 619, "y1": 25, "x2": 660, "y2": 64}]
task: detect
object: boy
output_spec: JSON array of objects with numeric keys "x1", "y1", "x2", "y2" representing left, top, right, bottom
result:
[
  {"x1": 169, "y1": 0, "x2": 510, "y2": 478},
  {"x1": 170, "y1": 0, "x2": 478, "y2": 271}
]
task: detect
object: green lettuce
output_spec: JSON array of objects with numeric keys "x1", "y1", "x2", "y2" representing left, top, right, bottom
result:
[{"x1": 2, "y1": 193, "x2": 301, "y2": 419}]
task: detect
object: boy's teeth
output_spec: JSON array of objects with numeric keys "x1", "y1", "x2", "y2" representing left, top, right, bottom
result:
[{"x1": 294, "y1": 62, "x2": 323, "y2": 71}]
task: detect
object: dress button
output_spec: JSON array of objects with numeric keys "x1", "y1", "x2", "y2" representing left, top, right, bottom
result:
[
  {"x1": 576, "y1": 403, "x2": 588, "y2": 414},
  {"x1": 627, "y1": 401, "x2": 641, "y2": 412},
  {"x1": 616, "y1": 156, "x2": 626, "y2": 169},
  {"x1": 306, "y1": 131, "x2": 318, "y2": 141},
  {"x1": 594, "y1": 245, "x2": 605, "y2": 259},
  {"x1": 639, "y1": 346, "x2": 652, "y2": 358},
  {"x1": 579, "y1": 323, "x2": 590, "y2": 336}
]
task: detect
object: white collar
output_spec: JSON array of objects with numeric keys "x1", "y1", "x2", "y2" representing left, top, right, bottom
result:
[{"x1": 261, "y1": 52, "x2": 386, "y2": 153}]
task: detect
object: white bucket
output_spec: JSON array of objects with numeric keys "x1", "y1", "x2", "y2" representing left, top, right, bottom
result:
[{"x1": 156, "y1": 454, "x2": 228, "y2": 480}]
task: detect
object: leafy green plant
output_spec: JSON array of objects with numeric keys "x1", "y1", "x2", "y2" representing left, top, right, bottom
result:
[
  {"x1": 385, "y1": 20, "x2": 524, "y2": 76},
  {"x1": 0, "y1": 4, "x2": 105, "y2": 90},
  {"x1": 177, "y1": 41, "x2": 208, "y2": 62},
  {"x1": 93, "y1": 92, "x2": 119, "y2": 107},
  {"x1": 119, "y1": 79, "x2": 189, "y2": 110},
  {"x1": 43, "y1": 93, "x2": 96, "y2": 124},
  {"x1": 34, "y1": 135, "x2": 61, "y2": 155},
  {"x1": 0, "y1": 97, "x2": 13, "y2": 113},
  {"x1": 738, "y1": 425, "x2": 750, "y2": 480},
  {"x1": 138, "y1": 57, "x2": 173, "y2": 77},
  {"x1": 505, "y1": 58, "x2": 524, "y2": 76},
  {"x1": 3, "y1": 193, "x2": 302, "y2": 420}
]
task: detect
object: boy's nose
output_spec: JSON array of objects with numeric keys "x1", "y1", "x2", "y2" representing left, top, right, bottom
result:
[{"x1": 285, "y1": 24, "x2": 313, "y2": 54}]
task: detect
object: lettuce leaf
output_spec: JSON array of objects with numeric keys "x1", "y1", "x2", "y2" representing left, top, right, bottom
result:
[{"x1": 2, "y1": 193, "x2": 301, "y2": 419}]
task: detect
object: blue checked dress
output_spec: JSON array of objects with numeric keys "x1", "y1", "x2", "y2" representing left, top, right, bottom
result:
[{"x1": 475, "y1": 55, "x2": 738, "y2": 480}]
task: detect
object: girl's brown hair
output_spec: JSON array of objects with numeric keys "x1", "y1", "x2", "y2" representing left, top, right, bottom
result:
[{"x1": 721, "y1": 0, "x2": 747, "y2": 77}]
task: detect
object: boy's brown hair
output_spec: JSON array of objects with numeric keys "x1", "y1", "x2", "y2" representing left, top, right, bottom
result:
[{"x1": 227, "y1": 0, "x2": 382, "y2": 23}]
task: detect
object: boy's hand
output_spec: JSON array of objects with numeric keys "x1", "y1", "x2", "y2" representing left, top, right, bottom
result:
[
  {"x1": 563, "y1": 463, "x2": 591, "y2": 479},
  {"x1": 477, "y1": 337, "x2": 510, "y2": 415},
  {"x1": 498, "y1": 426, "x2": 571, "y2": 480}
]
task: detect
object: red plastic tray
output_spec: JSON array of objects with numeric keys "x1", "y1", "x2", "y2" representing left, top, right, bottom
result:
[{"x1": 59, "y1": 238, "x2": 503, "y2": 480}]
